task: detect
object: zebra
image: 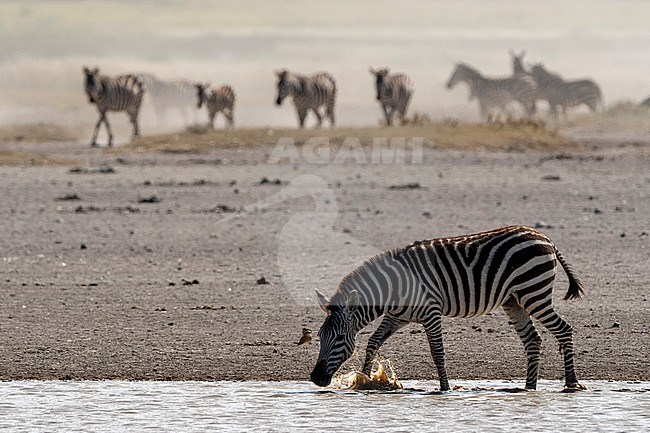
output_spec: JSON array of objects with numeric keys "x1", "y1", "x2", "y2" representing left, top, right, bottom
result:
[
  {"x1": 641, "y1": 96, "x2": 650, "y2": 108},
  {"x1": 310, "y1": 225, "x2": 586, "y2": 391},
  {"x1": 275, "y1": 69, "x2": 336, "y2": 128},
  {"x1": 139, "y1": 73, "x2": 198, "y2": 124},
  {"x1": 83, "y1": 67, "x2": 144, "y2": 147},
  {"x1": 194, "y1": 83, "x2": 236, "y2": 128},
  {"x1": 446, "y1": 63, "x2": 538, "y2": 120},
  {"x1": 509, "y1": 50, "x2": 527, "y2": 75},
  {"x1": 529, "y1": 63, "x2": 602, "y2": 118},
  {"x1": 369, "y1": 67, "x2": 414, "y2": 126}
]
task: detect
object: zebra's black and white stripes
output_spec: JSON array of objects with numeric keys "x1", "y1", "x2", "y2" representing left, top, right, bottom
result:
[
  {"x1": 83, "y1": 67, "x2": 145, "y2": 147},
  {"x1": 369, "y1": 67, "x2": 414, "y2": 126},
  {"x1": 530, "y1": 64, "x2": 602, "y2": 118},
  {"x1": 194, "y1": 83, "x2": 236, "y2": 128},
  {"x1": 139, "y1": 73, "x2": 198, "y2": 124},
  {"x1": 311, "y1": 225, "x2": 586, "y2": 391},
  {"x1": 275, "y1": 69, "x2": 337, "y2": 128},
  {"x1": 446, "y1": 63, "x2": 538, "y2": 120}
]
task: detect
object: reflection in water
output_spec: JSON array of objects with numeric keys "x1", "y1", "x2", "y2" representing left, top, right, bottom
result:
[{"x1": 0, "y1": 380, "x2": 648, "y2": 432}]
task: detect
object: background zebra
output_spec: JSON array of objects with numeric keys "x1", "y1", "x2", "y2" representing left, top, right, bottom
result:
[
  {"x1": 139, "y1": 73, "x2": 198, "y2": 125},
  {"x1": 509, "y1": 50, "x2": 527, "y2": 75},
  {"x1": 530, "y1": 63, "x2": 602, "y2": 118},
  {"x1": 83, "y1": 66, "x2": 144, "y2": 147},
  {"x1": 275, "y1": 69, "x2": 336, "y2": 128},
  {"x1": 641, "y1": 96, "x2": 650, "y2": 108},
  {"x1": 369, "y1": 67, "x2": 414, "y2": 126},
  {"x1": 446, "y1": 63, "x2": 538, "y2": 121},
  {"x1": 310, "y1": 225, "x2": 586, "y2": 391},
  {"x1": 194, "y1": 83, "x2": 236, "y2": 128}
]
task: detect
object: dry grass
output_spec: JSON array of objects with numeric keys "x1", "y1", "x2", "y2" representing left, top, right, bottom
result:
[
  {"x1": 118, "y1": 120, "x2": 575, "y2": 155},
  {"x1": 0, "y1": 123, "x2": 79, "y2": 144},
  {"x1": 0, "y1": 150, "x2": 77, "y2": 166}
]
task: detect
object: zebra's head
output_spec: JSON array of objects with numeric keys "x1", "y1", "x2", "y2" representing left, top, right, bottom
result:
[
  {"x1": 275, "y1": 69, "x2": 290, "y2": 106},
  {"x1": 194, "y1": 82, "x2": 209, "y2": 109},
  {"x1": 369, "y1": 67, "x2": 390, "y2": 101},
  {"x1": 310, "y1": 289, "x2": 360, "y2": 387},
  {"x1": 446, "y1": 63, "x2": 479, "y2": 90},
  {"x1": 510, "y1": 50, "x2": 527, "y2": 74},
  {"x1": 83, "y1": 66, "x2": 101, "y2": 103},
  {"x1": 530, "y1": 63, "x2": 548, "y2": 80}
]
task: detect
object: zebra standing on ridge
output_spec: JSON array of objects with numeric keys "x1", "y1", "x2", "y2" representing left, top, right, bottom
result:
[
  {"x1": 310, "y1": 225, "x2": 586, "y2": 391},
  {"x1": 530, "y1": 63, "x2": 602, "y2": 118},
  {"x1": 446, "y1": 63, "x2": 538, "y2": 121},
  {"x1": 194, "y1": 83, "x2": 236, "y2": 128},
  {"x1": 369, "y1": 67, "x2": 414, "y2": 126},
  {"x1": 275, "y1": 69, "x2": 336, "y2": 128},
  {"x1": 83, "y1": 66, "x2": 144, "y2": 147},
  {"x1": 139, "y1": 73, "x2": 198, "y2": 125}
]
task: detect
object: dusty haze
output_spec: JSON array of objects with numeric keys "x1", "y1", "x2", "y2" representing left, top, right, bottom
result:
[{"x1": 1, "y1": 0, "x2": 650, "y2": 133}]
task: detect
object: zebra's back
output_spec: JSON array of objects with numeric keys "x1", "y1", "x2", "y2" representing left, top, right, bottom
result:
[
  {"x1": 295, "y1": 72, "x2": 336, "y2": 109},
  {"x1": 208, "y1": 85, "x2": 236, "y2": 111},
  {"x1": 97, "y1": 74, "x2": 144, "y2": 113},
  {"x1": 395, "y1": 225, "x2": 558, "y2": 318}
]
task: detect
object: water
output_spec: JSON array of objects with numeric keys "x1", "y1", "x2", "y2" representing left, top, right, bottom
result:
[{"x1": 1, "y1": 380, "x2": 648, "y2": 432}]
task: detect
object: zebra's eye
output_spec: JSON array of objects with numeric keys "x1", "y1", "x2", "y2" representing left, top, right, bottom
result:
[{"x1": 334, "y1": 334, "x2": 345, "y2": 342}]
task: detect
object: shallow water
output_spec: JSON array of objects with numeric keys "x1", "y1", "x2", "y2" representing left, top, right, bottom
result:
[{"x1": 1, "y1": 380, "x2": 648, "y2": 432}]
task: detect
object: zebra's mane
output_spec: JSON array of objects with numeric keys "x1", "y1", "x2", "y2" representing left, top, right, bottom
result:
[
  {"x1": 532, "y1": 65, "x2": 563, "y2": 83},
  {"x1": 457, "y1": 63, "x2": 483, "y2": 80},
  {"x1": 331, "y1": 249, "x2": 396, "y2": 307}
]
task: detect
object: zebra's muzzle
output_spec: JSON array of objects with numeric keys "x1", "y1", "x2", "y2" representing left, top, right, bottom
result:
[
  {"x1": 310, "y1": 360, "x2": 332, "y2": 387},
  {"x1": 275, "y1": 98, "x2": 282, "y2": 106}
]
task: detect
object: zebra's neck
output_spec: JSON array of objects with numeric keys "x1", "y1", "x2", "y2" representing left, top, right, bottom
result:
[{"x1": 336, "y1": 249, "x2": 407, "y2": 332}]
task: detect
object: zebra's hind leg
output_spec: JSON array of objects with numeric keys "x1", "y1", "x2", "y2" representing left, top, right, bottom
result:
[
  {"x1": 127, "y1": 109, "x2": 140, "y2": 143},
  {"x1": 524, "y1": 301, "x2": 583, "y2": 389},
  {"x1": 422, "y1": 310, "x2": 450, "y2": 391},
  {"x1": 502, "y1": 297, "x2": 542, "y2": 390},
  {"x1": 361, "y1": 315, "x2": 409, "y2": 375},
  {"x1": 312, "y1": 109, "x2": 323, "y2": 128},
  {"x1": 297, "y1": 107, "x2": 308, "y2": 128}
]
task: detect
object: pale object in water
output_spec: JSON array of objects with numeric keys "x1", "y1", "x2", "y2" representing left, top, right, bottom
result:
[{"x1": 337, "y1": 362, "x2": 403, "y2": 391}]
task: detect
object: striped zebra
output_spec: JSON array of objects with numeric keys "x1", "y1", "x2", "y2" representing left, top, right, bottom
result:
[
  {"x1": 310, "y1": 225, "x2": 586, "y2": 391},
  {"x1": 194, "y1": 83, "x2": 236, "y2": 128},
  {"x1": 275, "y1": 69, "x2": 337, "y2": 128},
  {"x1": 83, "y1": 66, "x2": 144, "y2": 147},
  {"x1": 369, "y1": 67, "x2": 414, "y2": 126},
  {"x1": 641, "y1": 96, "x2": 650, "y2": 108},
  {"x1": 529, "y1": 64, "x2": 602, "y2": 118},
  {"x1": 446, "y1": 63, "x2": 538, "y2": 120},
  {"x1": 139, "y1": 73, "x2": 198, "y2": 124}
]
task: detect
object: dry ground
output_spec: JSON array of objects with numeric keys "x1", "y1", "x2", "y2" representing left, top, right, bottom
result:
[{"x1": 0, "y1": 123, "x2": 648, "y2": 385}]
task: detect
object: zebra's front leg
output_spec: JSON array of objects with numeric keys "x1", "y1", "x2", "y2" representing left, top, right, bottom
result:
[
  {"x1": 89, "y1": 111, "x2": 105, "y2": 147},
  {"x1": 422, "y1": 310, "x2": 450, "y2": 391},
  {"x1": 103, "y1": 113, "x2": 114, "y2": 147},
  {"x1": 208, "y1": 111, "x2": 216, "y2": 129},
  {"x1": 502, "y1": 297, "x2": 542, "y2": 390},
  {"x1": 361, "y1": 316, "x2": 409, "y2": 375}
]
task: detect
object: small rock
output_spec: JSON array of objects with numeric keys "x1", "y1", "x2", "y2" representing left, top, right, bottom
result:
[
  {"x1": 611, "y1": 322, "x2": 620, "y2": 328},
  {"x1": 422, "y1": 211, "x2": 432, "y2": 218},
  {"x1": 257, "y1": 276, "x2": 270, "y2": 285},
  {"x1": 541, "y1": 175, "x2": 561, "y2": 181},
  {"x1": 593, "y1": 208, "x2": 603, "y2": 214},
  {"x1": 534, "y1": 221, "x2": 554, "y2": 229},
  {"x1": 56, "y1": 193, "x2": 81, "y2": 201},
  {"x1": 80, "y1": 243, "x2": 87, "y2": 250},
  {"x1": 138, "y1": 195, "x2": 160, "y2": 204}
]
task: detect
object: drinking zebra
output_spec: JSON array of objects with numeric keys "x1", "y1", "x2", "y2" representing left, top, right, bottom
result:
[
  {"x1": 139, "y1": 73, "x2": 198, "y2": 124},
  {"x1": 275, "y1": 69, "x2": 336, "y2": 128},
  {"x1": 529, "y1": 64, "x2": 602, "y2": 118},
  {"x1": 194, "y1": 83, "x2": 236, "y2": 128},
  {"x1": 310, "y1": 225, "x2": 586, "y2": 391},
  {"x1": 369, "y1": 67, "x2": 414, "y2": 126},
  {"x1": 83, "y1": 66, "x2": 144, "y2": 147},
  {"x1": 446, "y1": 63, "x2": 538, "y2": 120}
]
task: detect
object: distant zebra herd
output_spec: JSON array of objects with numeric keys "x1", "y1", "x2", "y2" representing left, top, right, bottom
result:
[{"x1": 83, "y1": 50, "x2": 650, "y2": 145}]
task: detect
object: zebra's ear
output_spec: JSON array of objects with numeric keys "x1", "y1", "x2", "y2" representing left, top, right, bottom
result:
[
  {"x1": 369, "y1": 67, "x2": 376, "y2": 75},
  {"x1": 315, "y1": 290, "x2": 331, "y2": 313},
  {"x1": 347, "y1": 290, "x2": 359, "y2": 313},
  {"x1": 83, "y1": 66, "x2": 90, "y2": 75}
]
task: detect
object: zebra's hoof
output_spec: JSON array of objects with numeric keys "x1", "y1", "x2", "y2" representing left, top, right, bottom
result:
[
  {"x1": 562, "y1": 383, "x2": 587, "y2": 392},
  {"x1": 90, "y1": 142, "x2": 97, "y2": 147}
]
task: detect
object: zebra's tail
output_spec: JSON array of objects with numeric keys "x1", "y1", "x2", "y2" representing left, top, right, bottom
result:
[{"x1": 554, "y1": 247, "x2": 586, "y2": 300}]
